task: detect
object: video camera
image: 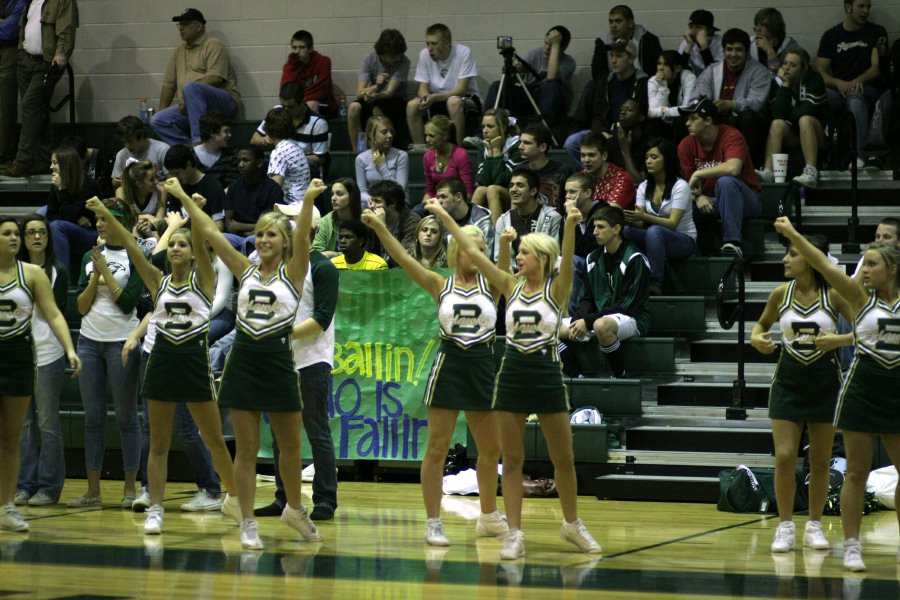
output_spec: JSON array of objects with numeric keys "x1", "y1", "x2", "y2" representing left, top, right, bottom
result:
[{"x1": 496, "y1": 36, "x2": 513, "y2": 51}]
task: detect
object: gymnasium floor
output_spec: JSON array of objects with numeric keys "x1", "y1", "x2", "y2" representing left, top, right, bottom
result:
[{"x1": 1, "y1": 479, "x2": 898, "y2": 599}]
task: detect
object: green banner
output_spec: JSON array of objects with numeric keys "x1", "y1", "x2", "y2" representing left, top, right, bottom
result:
[{"x1": 262, "y1": 269, "x2": 469, "y2": 461}]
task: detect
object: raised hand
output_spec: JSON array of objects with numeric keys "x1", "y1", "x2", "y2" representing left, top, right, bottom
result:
[
  {"x1": 85, "y1": 196, "x2": 109, "y2": 216},
  {"x1": 164, "y1": 177, "x2": 190, "y2": 202},
  {"x1": 191, "y1": 193, "x2": 207, "y2": 210},
  {"x1": 773, "y1": 216, "x2": 797, "y2": 238},
  {"x1": 164, "y1": 210, "x2": 188, "y2": 230},
  {"x1": 499, "y1": 226, "x2": 517, "y2": 245},
  {"x1": 361, "y1": 207, "x2": 386, "y2": 229}
]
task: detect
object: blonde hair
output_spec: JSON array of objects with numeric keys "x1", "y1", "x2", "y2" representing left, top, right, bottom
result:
[
  {"x1": 409, "y1": 216, "x2": 448, "y2": 266},
  {"x1": 254, "y1": 211, "x2": 293, "y2": 260},
  {"x1": 365, "y1": 115, "x2": 395, "y2": 150},
  {"x1": 864, "y1": 242, "x2": 900, "y2": 287},
  {"x1": 425, "y1": 114, "x2": 456, "y2": 144},
  {"x1": 518, "y1": 232, "x2": 560, "y2": 282},
  {"x1": 447, "y1": 225, "x2": 484, "y2": 269}
]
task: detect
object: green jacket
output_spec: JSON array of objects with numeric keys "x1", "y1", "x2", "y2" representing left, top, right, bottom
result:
[{"x1": 577, "y1": 241, "x2": 651, "y2": 335}]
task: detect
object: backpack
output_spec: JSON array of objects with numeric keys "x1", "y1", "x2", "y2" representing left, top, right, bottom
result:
[{"x1": 717, "y1": 465, "x2": 808, "y2": 513}]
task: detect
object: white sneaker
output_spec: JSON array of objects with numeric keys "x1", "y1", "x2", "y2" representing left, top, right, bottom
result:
[
  {"x1": 180, "y1": 490, "x2": 223, "y2": 512},
  {"x1": 144, "y1": 505, "x2": 164, "y2": 535},
  {"x1": 281, "y1": 504, "x2": 323, "y2": 542},
  {"x1": 561, "y1": 518, "x2": 602, "y2": 553},
  {"x1": 843, "y1": 539, "x2": 866, "y2": 572},
  {"x1": 500, "y1": 529, "x2": 525, "y2": 560},
  {"x1": 132, "y1": 487, "x2": 151, "y2": 513},
  {"x1": 240, "y1": 519, "x2": 264, "y2": 550},
  {"x1": 0, "y1": 503, "x2": 29, "y2": 532},
  {"x1": 425, "y1": 518, "x2": 450, "y2": 546},
  {"x1": 720, "y1": 242, "x2": 743, "y2": 258},
  {"x1": 221, "y1": 493, "x2": 241, "y2": 525},
  {"x1": 475, "y1": 511, "x2": 509, "y2": 537},
  {"x1": 301, "y1": 463, "x2": 315, "y2": 483},
  {"x1": 66, "y1": 495, "x2": 102, "y2": 508},
  {"x1": 13, "y1": 491, "x2": 30, "y2": 506},
  {"x1": 462, "y1": 136, "x2": 482, "y2": 149},
  {"x1": 757, "y1": 168, "x2": 775, "y2": 183},
  {"x1": 27, "y1": 492, "x2": 56, "y2": 507},
  {"x1": 803, "y1": 520, "x2": 829, "y2": 550},
  {"x1": 792, "y1": 165, "x2": 818, "y2": 188},
  {"x1": 771, "y1": 521, "x2": 795, "y2": 553}
]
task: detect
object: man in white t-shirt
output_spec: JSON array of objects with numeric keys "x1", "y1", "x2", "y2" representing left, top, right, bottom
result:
[{"x1": 406, "y1": 23, "x2": 481, "y2": 145}]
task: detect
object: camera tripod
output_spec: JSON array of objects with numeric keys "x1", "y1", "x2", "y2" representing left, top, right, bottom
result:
[{"x1": 494, "y1": 46, "x2": 558, "y2": 146}]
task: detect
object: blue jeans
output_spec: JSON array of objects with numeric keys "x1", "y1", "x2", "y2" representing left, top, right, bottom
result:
[
  {"x1": 709, "y1": 176, "x2": 762, "y2": 244},
  {"x1": 564, "y1": 129, "x2": 589, "y2": 167},
  {"x1": 137, "y1": 350, "x2": 220, "y2": 495},
  {"x1": 78, "y1": 337, "x2": 141, "y2": 472},
  {"x1": 271, "y1": 362, "x2": 338, "y2": 511},
  {"x1": 827, "y1": 86, "x2": 879, "y2": 156},
  {"x1": 18, "y1": 355, "x2": 67, "y2": 500},
  {"x1": 568, "y1": 254, "x2": 587, "y2": 316},
  {"x1": 208, "y1": 309, "x2": 235, "y2": 346},
  {"x1": 625, "y1": 225, "x2": 697, "y2": 284},
  {"x1": 209, "y1": 328, "x2": 236, "y2": 372},
  {"x1": 50, "y1": 219, "x2": 96, "y2": 274},
  {"x1": 151, "y1": 82, "x2": 238, "y2": 146}
]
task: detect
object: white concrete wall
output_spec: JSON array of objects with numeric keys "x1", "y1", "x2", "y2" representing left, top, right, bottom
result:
[{"x1": 68, "y1": 0, "x2": 900, "y2": 123}]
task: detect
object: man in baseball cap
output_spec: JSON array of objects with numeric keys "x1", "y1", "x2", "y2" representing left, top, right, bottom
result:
[
  {"x1": 678, "y1": 9, "x2": 723, "y2": 75},
  {"x1": 172, "y1": 8, "x2": 206, "y2": 24}
]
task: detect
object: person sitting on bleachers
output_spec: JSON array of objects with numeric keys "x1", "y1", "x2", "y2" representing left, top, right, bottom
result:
[
  {"x1": 471, "y1": 108, "x2": 523, "y2": 224},
  {"x1": 116, "y1": 159, "x2": 167, "y2": 225},
  {"x1": 331, "y1": 218, "x2": 388, "y2": 271},
  {"x1": 678, "y1": 9, "x2": 724, "y2": 76},
  {"x1": 517, "y1": 122, "x2": 575, "y2": 209},
  {"x1": 194, "y1": 111, "x2": 237, "y2": 191},
  {"x1": 406, "y1": 215, "x2": 448, "y2": 268},
  {"x1": 162, "y1": 144, "x2": 225, "y2": 229},
  {"x1": 749, "y1": 8, "x2": 801, "y2": 75},
  {"x1": 757, "y1": 48, "x2": 830, "y2": 189},
  {"x1": 112, "y1": 116, "x2": 170, "y2": 188},
  {"x1": 494, "y1": 170, "x2": 561, "y2": 271},
  {"x1": 422, "y1": 115, "x2": 474, "y2": 205},
  {"x1": 436, "y1": 177, "x2": 494, "y2": 261},
  {"x1": 314, "y1": 178, "x2": 363, "y2": 258},
  {"x1": 223, "y1": 146, "x2": 284, "y2": 253},
  {"x1": 251, "y1": 83, "x2": 330, "y2": 179},
  {"x1": 593, "y1": 6, "x2": 662, "y2": 81},
  {"x1": 580, "y1": 132, "x2": 635, "y2": 210},
  {"x1": 561, "y1": 204, "x2": 650, "y2": 378},
  {"x1": 607, "y1": 98, "x2": 666, "y2": 185},
  {"x1": 624, "y1": 138, "x2": 697, "y2": 295},
  {"x1": 367, "y1": 180, "x2": 420, "y2": 267},
  {"x1": 355, "y1": 115, "x2": 409, "y2": 207},
  {"x1": 647, "y1": 50, "x2": 697, "y2": 139},
  {"x1": 563, "y1": 172, "x2": 603, "y2": 313},
  {"x1": 347, "y1": 29, "x2": 410, "y2": 152},
  {"x1": 566, "y1": 39, "x2": 648, "y2": 167},
  {"x1": 861, "y1": 38, "x2": 900, "y2": 170},
  {"x1": 280, "y1": 30, "x2": 338, "y2": 118},
  {"x1": 692, "y1": 28, "x2": 773, "y2": 167},
  {"x1": 263, "y1": 107, "x2": 311, "y2": 204},
  {"x1": 48, "y1": 145, "x2": 101, "y2": 273},
  {"x1": 677, "y1": 98, "x2": 761, "y2": 258}
]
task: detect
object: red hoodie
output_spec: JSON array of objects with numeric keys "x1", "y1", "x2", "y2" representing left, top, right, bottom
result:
[{"x1": 280, "y1": 50, "x2": 338, "y2": 117}]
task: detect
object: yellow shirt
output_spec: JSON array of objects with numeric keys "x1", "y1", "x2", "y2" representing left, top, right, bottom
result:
[
  {"x1": 331, "y1": 252, "x2": 388, "y2": 271},
  {"x1": 162, "y1": 34, "x2": 240, "y2": 104}
]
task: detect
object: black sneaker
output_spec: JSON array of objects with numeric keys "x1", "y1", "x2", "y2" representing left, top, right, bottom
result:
[
  {"x1": 863, "y1": 155, "x2": 886, "y2": 171},
  {"x1": 253, "y1": 501, "x2": 284, "y2": 517},
  {"x1": 720, "y1": 242, "x2": 743, "y2": 258},
  {"x1": 309, "y1": 505, "x2": 335, "y2": 521}
]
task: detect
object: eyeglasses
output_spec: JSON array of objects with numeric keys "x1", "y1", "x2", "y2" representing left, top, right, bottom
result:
[{"x1": 25, "y1": 229, "x2": 48, "y2": 237}]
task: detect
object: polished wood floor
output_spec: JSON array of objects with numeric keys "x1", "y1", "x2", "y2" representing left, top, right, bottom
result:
[{"x1": 1, "y1": 479, "x2": 898, "y2": 599}]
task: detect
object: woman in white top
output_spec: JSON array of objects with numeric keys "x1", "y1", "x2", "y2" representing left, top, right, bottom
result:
[
  {"x1": 355, "y1": 116, "x2": 409, "y2": 207},
  {"x1": 647, "y1": 50, "x2": 697, "y2": 139},
  {"x1": 624, "y1": 138, "x2": 697, "y2": 293}
]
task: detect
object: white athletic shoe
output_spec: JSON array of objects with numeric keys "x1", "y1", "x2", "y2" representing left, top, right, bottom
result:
[
  {"x1": 180, "y1": 490, "x2": 223, "y2": 512},
  {"x1": 0, "y1": 503, "x2": 29, "y2": 532},
  {"x1": 500, "y1": 529, "x2": 525, "y2": 560},
  {"x1": 221, "y1": 493, "x2": 241, "y2": 525},
  {"x1": 843, "y1": 539, "x2": 866, "y2": 572},
  {"x1": 475, "y1": 511, "x2": 509, "y2": 537},
  {"x1": 13, "y1": 491, "x2": 30, "y2": 506},
  {"x1": 803, "y1": 520, "x2": 829, "y2": 550},
  {"x1": 560, "y1": 518, "x2": 602, "y2": 553},
  {"x1": 240, "y1": 519, "x2": 264, "y2": 550},
  {"x1": 132, "y1": 487, "x2": 151, "y2": 513},
  {"x1": 281, "y1": 504, "x2": 323, "y2": 542},
  {"x1": 144, "y1": 505, "x2": 164, "y2": 535},
  {"x1": 425, "y1": 518, "x2": 450, "y2": 546},
  {"x1": 771, "y1": 521, "x2": 795, "y2": 553}
]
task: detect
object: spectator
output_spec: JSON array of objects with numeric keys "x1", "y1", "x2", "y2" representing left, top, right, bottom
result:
[
  {"x1": 816, "y1": 0, "x2": 889, "y2": 168},
  {"x1": 624, "y1": 138, "x2": 698, "y2": 294},
  {"x1": 482, "y1": 25, "x2": 576, "y2": 127},
  {"x1": 750, "y1": 8, "x2": 801, "y2": 75},
  {"x1": 0, "y1": 0, "x2": 24, "y2": 167},
  {"x1": 406, "y1": 215, "x2": 448, "y2": 268},
  {"x1": 348, "y1": 28, "x2": 410, "y2": 151},
  {"x1": 471, "y1": 108, "x2": 523, "y2": 224},
  {"x1": 355, "y1": 115, "x2": 408, "y2": 206},
  {"x1": 678, "y1": 9, "x2": 724, "y2": 76},
  {"x1": 280, "y1": 30, "x2": 338, "y2": 118},
  {"x1": 251, "y1": 83, "x2": 330, "y2": 179},
  {"x1": 758, "y1": 48, "x2": 830, "y2": 188},
  {"x1": 223, "y1": 146, "x2": 284, "y2": 253},
  {"x1": 194, "y1": 111, "x2": 237, "y2": 190},
  {"x1": 422, "y1": 115, "x2": 474, "y2": 204},
  {"x1": 647, "y1": 50, "x2": 697, "y2": 137},
  {"x1": 517, "y1": 122, "x2": 575, "y2": 209},
  {"x1": 861, "y1": 38, "x2": 900, "y2": 169},
  {"x1": 116, "y1": 159, "x2": 167, "y2": 223},
  {"x1": 580, "y1": 132, "x2": 636, "y2": 209},
  {"x1": 314, "y1": 178, "x2": 363, "y2": 258},
  {"x1": 562, "y1": 204, "x2": 650, "y2": 378},
  {"x1": 163, "y1": 144, "x2": 225, "y2": 229},
  {"x1": 47, "y1": 145, "x2": 100, "y2": 273},
  {"x1": 495, "y1": 170, "x2": 561, "y2": 270},
  {"x1": 436, "y1": 176, "x2": 494, "y2": 261},
  {"x1": 608, "y1": 98, "x2": 665, "y2": 184},
  {"x1": 563, "y1": 172, "x2": 603, "y2": 314},
  {"x1": 111, "y1": 116, "x2": 170, "y2": 187},
  {"x1": 331, "y1": 219, "x2": 388, "y2": 270},
  {"x1": 2, "y1": 0, "x2": 77, "y2": 177},
  {"x1": 593, "y1": 6, "x2": 662, "y2": 80},
  {"x1": 567, "y1": 39, "x2": 648, "y2": 166},
  {"x1": 151, "y1": 9, "x2": 240, "y2": 147},
  {"x1": 677, "y1": 98, "x2": 762, "y2": 257},
  {"x1": 367, "y1": 179, "x2": 420, "y2": 266},
  {"x1": 407, "y1": 23, "x2": 481, "y2": 146},
  {"x1": 693, "y1": 28, "x2": 773, "y2": 167},
  {"x1": 264, "y1": 107, "x2": 311, "y2": 204}
]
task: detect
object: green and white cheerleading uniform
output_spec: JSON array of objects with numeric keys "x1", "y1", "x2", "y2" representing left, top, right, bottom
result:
[
  {"x1": 768, "y1": 281, "x2": 842, "y2": 422},
  {"x1": 218, "y1": 263, "x2": 301, "y2": 412},
  {"x1": 835, "y1": 292, "x2": 900, "y2": 432},
  {"x1": 142, "y1": 270, "x2": 215, "y2": 402},
  {"x1": 493, "y1": 278, "x2": 569, "y2": 414},
  {"x1": 423, "y1": 273, "x2": 497, "y2": 411},
  {"x1": 0, "y1": 261, "x2": 35, "y2": 395}
]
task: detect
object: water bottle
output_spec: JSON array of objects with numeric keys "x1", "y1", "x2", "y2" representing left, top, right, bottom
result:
[
  {"x1": 338, "y1": 95, "x2": 348, "y2": 119},
  {"x1": 139, "y1": 97, "x2": 149, "y2": 123}
]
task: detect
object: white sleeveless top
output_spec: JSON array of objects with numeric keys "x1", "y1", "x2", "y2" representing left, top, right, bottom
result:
[
  {"x1": 854, "y1": 291, "x2": 900, "y2": 369},
  {"x1": 0, "y1": 261, "x2": 33, "y2": 340},
  {"x1": 236, "y1": 263, "x2": 300, "y2": 339},
  {"x1": 504, "y1": 278, "x2": 561, "y2": 354},
  {"x1": 32, "y1": 265, "x2": 64, "y2": 366},
  {"x1": 777, "y1": 280, "x2": 838, "y2": 365},
  {"x1": 437, "y1": 273, "x2": 497, "y2": 348},
  {"x1": 145, "y1": 270, "x2": 211, "y2": 351}
]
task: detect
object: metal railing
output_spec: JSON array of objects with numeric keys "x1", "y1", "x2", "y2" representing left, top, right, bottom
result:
[
  {"x1": 49, "y1": 62, "x2": 76, "y2": 127},
  {"x1": 716, "y1": 256, "x2": 748, "y2": 420}
]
